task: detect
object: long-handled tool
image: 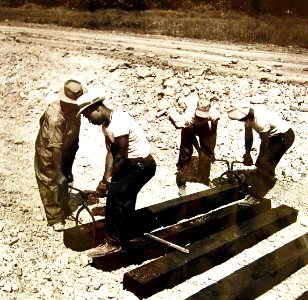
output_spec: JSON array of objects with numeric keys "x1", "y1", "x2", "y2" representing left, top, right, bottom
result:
[{"x1": 144, "y1": 232, "x2": 190, "y2": 254}]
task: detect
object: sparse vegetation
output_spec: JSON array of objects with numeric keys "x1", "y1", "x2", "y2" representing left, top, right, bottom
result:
[{"x1": 0, "y1": 3, "x2": 307, "y2": 47}]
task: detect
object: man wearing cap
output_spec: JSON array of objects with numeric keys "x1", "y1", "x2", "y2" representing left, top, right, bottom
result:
[
  {"x1": 168, "y1": 94, "x2": 221, "y2": 196},
  {"x1": 34, "y1": 79, "x2": 87, "y2": 231},
  {"x1": 227, "y1": 99, "x2": 295, "y2": 196},
  {"x1": 77, "y1": 88, "x2": 156, "y2": 256}
]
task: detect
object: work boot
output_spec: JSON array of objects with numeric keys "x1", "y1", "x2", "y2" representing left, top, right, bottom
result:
[
  {"x1": 86, "y1": 237, "x2": 121, "y2": 258},
  {"x1": 52, "y1": 221, "x2": 65, "y2": 232}
]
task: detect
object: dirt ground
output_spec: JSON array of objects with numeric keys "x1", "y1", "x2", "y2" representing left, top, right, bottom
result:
[{"x1": 0, "y1": 21, "x2": 307, "y2": 299}]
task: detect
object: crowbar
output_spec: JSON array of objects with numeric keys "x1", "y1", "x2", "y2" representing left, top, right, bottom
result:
[{"x1": 144, "y1": 232, "x2": 190, "y2": 254}]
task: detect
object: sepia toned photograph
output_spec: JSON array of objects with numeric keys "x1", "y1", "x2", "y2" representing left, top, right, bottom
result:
[{"x1": 0, "y1": 1, "x2": 307, "y2": 299}]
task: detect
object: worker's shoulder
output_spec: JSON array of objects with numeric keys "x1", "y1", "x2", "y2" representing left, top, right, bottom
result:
[
  {"x1": 43, "y1": 100, "x2": 65, "y2": 123},
  {"x1": 45, "y1": 100, "x2": 61, "y2": 113},
  {"x1": 253, "y1": 105, "x2": 271, "y2": 116},
  {"x1": 113, "y1": 109, "x2": 135, "y2": 121}
]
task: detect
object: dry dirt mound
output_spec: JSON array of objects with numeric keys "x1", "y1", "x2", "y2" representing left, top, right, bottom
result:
[{"x1": 0, "y1": 23, "x2": 307, "y2": 299}]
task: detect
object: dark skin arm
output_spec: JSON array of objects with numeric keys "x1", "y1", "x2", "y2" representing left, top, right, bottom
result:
[
  {"x1": 259, "y1": 131, "x2": 270, "y2": 156},
  {"x1": 244, "y1": 125, "x2": 253, "y2": 154},
  {"x1": 103, "y1": 135, "x2": 128, "y2": 181},
  {"x1": 242, "y1": 125, "x2": 254, "y2": 166},
  {"x1": 96, "y1": 135, "x2": 128, "y2": 197}
]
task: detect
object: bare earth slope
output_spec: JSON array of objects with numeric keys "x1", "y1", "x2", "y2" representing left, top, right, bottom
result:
[{"x1": 0, "y1": 23, "x2": 307, "y2": 299}]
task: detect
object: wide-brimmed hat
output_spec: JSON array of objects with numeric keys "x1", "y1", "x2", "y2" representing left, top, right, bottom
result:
[
  {"x1": 59, "y1": 79, "x2": 87, "y2": 104},
  {"x1": 227, "y1": 99, "x2": 251, "y2": 120},
  {"x1": 76, "y1": 87, "x2": 106, "y2": 117},
  {"x1": 195, "y1": 98, "x2": 210, "y2": 118}
]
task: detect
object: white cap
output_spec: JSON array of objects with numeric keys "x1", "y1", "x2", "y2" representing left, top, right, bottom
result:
[{"x1": 227, "y1": 99, "x2": 251, "y2": 120}]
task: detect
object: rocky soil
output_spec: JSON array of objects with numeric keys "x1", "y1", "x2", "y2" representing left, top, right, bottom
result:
[{"x1": 0, "y1": 22, "x2": 307, "y2": 299}]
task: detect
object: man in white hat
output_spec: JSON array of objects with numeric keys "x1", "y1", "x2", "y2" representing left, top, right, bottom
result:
[
  {"x1": 77, "y1": 88, "x2": 156, "y2": 257},
  {"x1": 34, "y1": 79, "x2": 87, "y2": 231},
  {"x1": 227, "y1": 99, "x2": 295, "y2": 196},
  {"x1": 168, "y1": 94, "x2": 221, "y2": 196}
]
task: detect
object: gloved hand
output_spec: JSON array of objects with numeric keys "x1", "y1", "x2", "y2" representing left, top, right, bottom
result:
[{"x1": 243, "y1": 153, "x2": 253, "y2": 166}]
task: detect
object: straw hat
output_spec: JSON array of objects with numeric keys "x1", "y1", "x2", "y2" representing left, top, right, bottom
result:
[{"x1": 76, "y1": 87, "x2": 106, "y2": 117}]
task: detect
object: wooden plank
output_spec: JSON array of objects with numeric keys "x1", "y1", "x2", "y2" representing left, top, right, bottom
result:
[
  {"x1": 64, "y1": 184, "x2": 245, "y2": 251},
  {"x1": 123, "y1": 205, "x2": 298, "y2": 299},
  {"x1": 126, "y1": 184, "x2": 245, "y2": 239},
  {"x1": 186, "y1": 233, "x2": 308, "y2": 300},
  {"x1": 93, "y1": 199, "x2": 271, "y2": 271},
  {"x1": 297, "y1": 291, "x2": 308, "y2": 300}
]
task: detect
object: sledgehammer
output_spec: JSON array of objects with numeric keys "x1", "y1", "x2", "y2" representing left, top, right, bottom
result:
[{"x1": 144, "y1": 233, "x2": 190, "y2": 254}]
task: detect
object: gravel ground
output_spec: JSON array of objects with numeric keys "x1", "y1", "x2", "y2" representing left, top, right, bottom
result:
[{"x1": 0, "y1": 22, "x2": 307, "y2": 299}]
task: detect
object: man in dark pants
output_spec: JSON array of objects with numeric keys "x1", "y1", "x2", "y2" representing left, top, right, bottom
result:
[
  {"x1": 169, "y1": 95, "x2": 220, "y2": 196},
  {"x1": 34, "y1": 79, "x2": 87, "y2": 231},
  {"x1": 228, "y1": 99, "x2": 295, "y2": 197},
  {"x1": 76, "y1": 88, "x2": 156, "y2": 256}
]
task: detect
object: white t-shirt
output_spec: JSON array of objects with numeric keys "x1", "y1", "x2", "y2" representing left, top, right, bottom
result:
[
  {"x1": 102, "y1": 110, "x2": 151, "y2": 159},
  {"x1": 245, "y1": 106, "x2": 290, "y2": 137}
]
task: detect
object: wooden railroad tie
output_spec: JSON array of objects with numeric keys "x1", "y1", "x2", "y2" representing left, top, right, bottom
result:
[
  {"x1": 186, "y1": 233, "x2": 308, "y2": 300},
  {"x1": 92, "y1": 199, "x2": 271, "y2": 271},
  {"x1": 64, "y1": 184, "x2": 245, "y2": 251},
  {"x1": 123, "y1": 205, "x2": 298, "y2": 299}
]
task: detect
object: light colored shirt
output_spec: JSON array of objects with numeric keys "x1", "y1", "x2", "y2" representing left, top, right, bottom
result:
[
  {"x1": 245, "y1": 106, "x2": 290, "y2": 137},
  {"x1": 102, "y1": 110, "x2": 151, "y2": 159},
  {"x1": 168, "y1": 94, "x2": 220, "y2": 128}
]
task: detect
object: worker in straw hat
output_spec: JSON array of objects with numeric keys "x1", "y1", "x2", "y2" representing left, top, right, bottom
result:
[
  {"x1": 76, "y1": 87, "x2": 156, "y2": 257},
  {"x1": 168, "y1": 93, "x2": 221, "y2": 197},
  {"x1": 34, "y1": 79, "x2": 88, "y2": 231},
  {"x1": 227, "y1": 99, "x2": 295, "y2": 196}
]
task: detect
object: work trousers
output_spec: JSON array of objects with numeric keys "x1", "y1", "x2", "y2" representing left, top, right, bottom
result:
[
  {"x1": 105, "y1": 154, "x2": 156, "y2": 244},
  {"x1": 34, "y1": 152, "x2": 75, "y2": 225},
  {"x1": 256, "y1": 128, "x2": 295, "y2": 181},
  {"x1": 176, "y1": 122, "x2": 217, "y2": 186}
]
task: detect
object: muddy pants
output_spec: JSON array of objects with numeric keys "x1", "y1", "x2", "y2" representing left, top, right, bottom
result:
[
  {"x1": 176, "y1": 122, "x2": 217, "y2": 186},
  {"x1": 105, "y1": 154, "x2": 156, "y2": 244},
  {"x1": 34, "y1": 153, "x2": 74, "y2": 225}
]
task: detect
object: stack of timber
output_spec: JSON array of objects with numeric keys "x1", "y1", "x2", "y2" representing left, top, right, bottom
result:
[{"x1": 63, "y1": 183, "x2": 307, "y2": 299}]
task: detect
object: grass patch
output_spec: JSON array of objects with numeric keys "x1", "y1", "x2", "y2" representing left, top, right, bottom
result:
[{"x1": 0, "y1": 5, "x2": 307, "y2": 47}]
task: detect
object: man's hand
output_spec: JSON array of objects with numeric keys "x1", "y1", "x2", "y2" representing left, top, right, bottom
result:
[
  {"x1": 243, "y1": 153, "x2": 253, "y2": 166},
  {"x1": 95, "y1": 178, "x2": 110, "y2": 198},
  {"x1": 56, "y1": 172, "x2": 67, "y2": 186},
  {"x1": 67, "y1": 173, "x2": 74, "y2": 183},
  {"x1": 208, "y1": 107, "x2": 220, "y2": 122}
]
